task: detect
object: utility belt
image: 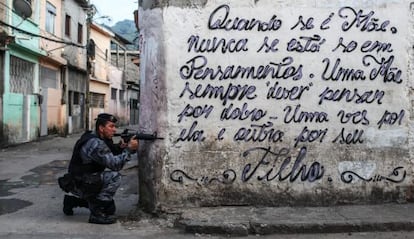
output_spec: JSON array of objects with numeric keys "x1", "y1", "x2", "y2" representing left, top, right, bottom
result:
[{"x1": 58, "y1": 172, "x2": 103, "y2": 196}]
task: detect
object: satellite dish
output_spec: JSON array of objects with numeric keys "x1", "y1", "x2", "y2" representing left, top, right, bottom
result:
[{"x1": 13, "y1": 0, "x2": 32, "y2": 18}]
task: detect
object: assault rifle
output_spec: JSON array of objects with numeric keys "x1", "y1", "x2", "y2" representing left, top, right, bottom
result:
[{"x1": 114, "y1": 129, "x2": 164, "y2": 142}]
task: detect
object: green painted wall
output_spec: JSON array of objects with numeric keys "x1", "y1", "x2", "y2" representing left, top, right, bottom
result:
[{"x1": 2, "y1": 11, "x2": 41, "y2": 144}]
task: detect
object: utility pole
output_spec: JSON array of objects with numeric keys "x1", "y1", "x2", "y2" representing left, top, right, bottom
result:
[{"x1": 85, "y1": 0, "x2": 94, "y2": 130}]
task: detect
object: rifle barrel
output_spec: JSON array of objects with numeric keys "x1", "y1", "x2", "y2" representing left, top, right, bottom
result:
[{"x1": 113, "y1": 132, "x2": 163, "y2": 140}]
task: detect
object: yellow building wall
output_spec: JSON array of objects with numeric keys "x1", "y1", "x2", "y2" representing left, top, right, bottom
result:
[{"x1": 90, "y1": 24, "x2": 112, "y2": 82}]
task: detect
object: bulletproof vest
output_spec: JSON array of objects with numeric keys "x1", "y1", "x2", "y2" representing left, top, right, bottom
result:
[{"x1": 68, "y1": 131, "x2": 106, "y2": 176}]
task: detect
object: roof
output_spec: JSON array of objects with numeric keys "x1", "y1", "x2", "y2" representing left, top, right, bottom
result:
[
  {"x1": 101, "y1": 24, "x2": 132, "y2": 45},
  {"x1": 91, "y1": 22, "x2": 114, "y2": 38},
  {"x1": 113, "y1": 32, "x2": 132, "y2": 45}
]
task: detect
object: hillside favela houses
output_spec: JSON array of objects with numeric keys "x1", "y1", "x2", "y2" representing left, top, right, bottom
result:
[{"x1": 0, "y1": 0, "x2": 139, "y2": 146}]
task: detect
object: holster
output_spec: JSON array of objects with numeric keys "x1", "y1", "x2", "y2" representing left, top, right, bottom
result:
[
  {"x1": 78, "y1": 172, "x2": 103, "y2": 197},
  {"x1": 58, "y1": 173, "x2": 75, "y2": 193}
]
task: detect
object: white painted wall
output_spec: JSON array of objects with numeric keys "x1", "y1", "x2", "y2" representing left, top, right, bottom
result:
[{"x1": 139, "y1": 0, "x2": 414, "y2": 209}]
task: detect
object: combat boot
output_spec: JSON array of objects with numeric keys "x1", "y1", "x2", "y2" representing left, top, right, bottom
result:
[
  {"x1": 104, "y1": 200, "x2": 116, "y2": 215},
  {"x1": 63, "y1": 195, "x2": 89, "y2": 216},
  {"x1": 88, "y1": 199, "x2": 117, "y2": 224}
]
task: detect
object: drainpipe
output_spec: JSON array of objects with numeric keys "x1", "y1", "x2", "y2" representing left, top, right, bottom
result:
[{"x1": 85, "y1": 0, "x2": 93, "y2": 130}]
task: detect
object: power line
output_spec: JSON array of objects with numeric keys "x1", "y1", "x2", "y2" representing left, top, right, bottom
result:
[
  {"x1": 0, "y1": 20, "x2": 86, "y2": 48},
  {"x1": 0, "y1": 1, "x2": 14, "y2": 13}
]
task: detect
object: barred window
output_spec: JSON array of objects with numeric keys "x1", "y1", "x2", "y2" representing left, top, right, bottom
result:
[{"x1": 10, "y1": 56, "x2": 34, "y2": 94}]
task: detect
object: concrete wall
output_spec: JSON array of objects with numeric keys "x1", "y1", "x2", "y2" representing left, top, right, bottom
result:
[
  {"x1": 108, "y1": 65, "x2": 128, "y2": 124},
  {"x1": 38, "y1": 0, "x2": 67, "y2": 136},
  {"x1": 138, "y1": 0, "x2": 414, "y2": 211},
  {"x1": 39, "y1": 0, "x2": 67, "y2": 64},
  {"x1": 2, "y1": 1, "x2": 42, "y2": 144},
  {"x1": 46, "y1": 87, "x2": 61, "y2": 128},
  {"x1": 62, "y1": 0, "x2": 87, "y2": 69},
  {"x1": 3, "y1": 50, "x2": 40, "y2": 144},
  {"x1": 90, "y1": 24, "x2": 113, "y2": 82},
  {"x1": 88, "y1": 24, "x2": 113, "y2": 129},
  {"x1": 0, "y1": 0, "x2": 6, "y2": 22},
  {"x1": 39, "y1": 62, "x2": 63, "y2": 132},
  {"x1": 89, "y1": 80, "x2": 109, "y2": 129}
]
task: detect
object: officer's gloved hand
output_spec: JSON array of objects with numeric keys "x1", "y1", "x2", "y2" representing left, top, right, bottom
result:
[{"x1": 128, "y1": 136, "x2": 139, "y2": 152}]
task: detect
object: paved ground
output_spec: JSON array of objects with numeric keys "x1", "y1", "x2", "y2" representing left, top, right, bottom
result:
[
  {"x1": 0, "y1": 131, "x2": 176, "y2": 238},
  {"x1": 1, "y1": 130, "x2": 414, "y2": 238}
]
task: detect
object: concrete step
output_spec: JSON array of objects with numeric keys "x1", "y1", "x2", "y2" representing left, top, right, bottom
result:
[{"x1": 175, "y1": 203, "x2": 414, "y2": 236}]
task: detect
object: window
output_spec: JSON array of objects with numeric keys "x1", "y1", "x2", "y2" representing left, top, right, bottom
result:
[
  {"x1": 65, "y1": 15, "x2": 71, "y2": 37},
  {"x1": 130, "y1": 99, "x2": 139, "y2": 109},
  {"x1": 90, "y1": 93, "x2": 105, "y2": 108},
  {"x1": 73, "y1": 91, "x2": 80, "y2": 104},
  {"x1": 119, "y1": 90, "x2": 125, "y2": 102},
  {"x1": 45, "y1": 2, "x2": 56, "y2": 34},
  {"x1": 77, "y1": 23, "x2": 83, "y2": 44},
  {"x1": 40, "y1": 66, "x2": 58, "y2": 89},
  {"x1": 9, "y1": 56, "x2": 34, "y2": 94},
  {"x1": 111, "y1": 88, "x2": 117, "y2": 100}
]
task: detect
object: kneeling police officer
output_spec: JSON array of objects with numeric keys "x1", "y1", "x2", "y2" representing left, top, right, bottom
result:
[{"x1": 59, "y1": 113, "x2": 138, "y2": 224}]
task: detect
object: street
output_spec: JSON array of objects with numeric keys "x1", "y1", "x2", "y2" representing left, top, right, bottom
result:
[{"x1": 0, "y1": 133, "x2": 414, "y2": 238}]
